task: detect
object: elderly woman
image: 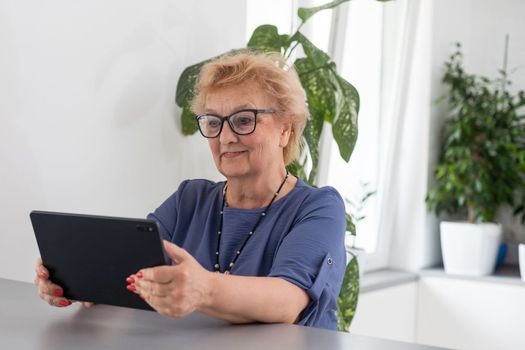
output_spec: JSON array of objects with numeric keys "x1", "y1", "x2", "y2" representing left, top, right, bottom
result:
[{"x1": 34, "y1": 51, "x2": 346, "y2": 330}]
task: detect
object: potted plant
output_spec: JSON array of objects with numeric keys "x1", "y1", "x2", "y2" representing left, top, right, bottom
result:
[{"x1": 426, "y1": 42, "x2": 525, "y2": 276}]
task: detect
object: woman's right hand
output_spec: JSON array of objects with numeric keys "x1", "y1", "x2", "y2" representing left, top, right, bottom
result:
[{"x1": 34, "y1": 258, "x2": 93, "y2": 308}]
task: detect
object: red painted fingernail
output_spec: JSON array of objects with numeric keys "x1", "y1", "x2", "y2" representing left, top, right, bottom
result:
[
  {"x1": 59, "y1": 299, "x2": 69, "y2": 307},
  {"x1": 126, "y1": 277, "x2": 135, "y2": 283},
  {"x1": 127, "y1": 284, "x2": 136, "y2": 291},
  {"x1": 54, "y1": 289, "x2": 63, "y2": 297},
  {"x1": 136, "y1": 271, "x2": 143, "y2": 278},
  {"x1": 139, "y1": 294, "x2": 145, "y2": 299}
]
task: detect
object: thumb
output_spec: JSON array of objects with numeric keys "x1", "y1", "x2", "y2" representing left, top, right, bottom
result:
[{"x1": 163, "y1": 240, "x2": 189, "y2": 264}]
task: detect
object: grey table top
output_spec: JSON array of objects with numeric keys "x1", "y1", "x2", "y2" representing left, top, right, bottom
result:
[{"x1": 0, "y1": 278, "x2": 445, "y2": 350}]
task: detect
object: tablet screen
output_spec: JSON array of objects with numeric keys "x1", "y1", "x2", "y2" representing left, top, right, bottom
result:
[{"x1": 30, "y1": 211, "x2": 167, "y2": 311}]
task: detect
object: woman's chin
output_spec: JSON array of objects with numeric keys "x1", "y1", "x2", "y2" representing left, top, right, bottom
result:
[
  {"x1": 218, "y1": 163, "x2": 250, "y2": 179},
  {"x1": 219, "y1": 169, "x2": 248, "y2": 179}
]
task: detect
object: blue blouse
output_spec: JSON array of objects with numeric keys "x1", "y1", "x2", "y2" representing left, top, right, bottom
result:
[{"x1": 147, "y1": 178, "x2": 346, "y2": 330}]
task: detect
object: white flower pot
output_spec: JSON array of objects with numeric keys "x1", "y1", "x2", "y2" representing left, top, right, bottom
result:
[
  {"x1": 440, "y1": 221, "x2": 502, "y2": 276},
  {"x1": 519, "y1": 244, "x2": 525, "y2": 282}
]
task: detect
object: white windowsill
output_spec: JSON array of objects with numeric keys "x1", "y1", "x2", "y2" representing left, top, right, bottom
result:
[
  {"x1": 419, "y1": 264, "x2": 524, "y2": 287},
  {"x1": 360, "y1": 269, "x2": 418, "y2": 293},
  {"x1": 360, "y1": 264, "x2": 524, "y2": 294}
]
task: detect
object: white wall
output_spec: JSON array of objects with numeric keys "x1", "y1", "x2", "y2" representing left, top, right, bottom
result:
[{"x1": 0, "y1": 0, "x2": 247, "y2": 282}]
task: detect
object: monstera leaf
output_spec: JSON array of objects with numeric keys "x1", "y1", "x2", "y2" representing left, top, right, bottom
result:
[
  {"x1": 294, "y1": 56, "x2": 333, "y2": 183},
  {"x1": 336, "y1": 255, "x2": 360, "y2": 331},
  {"x1": 176, "y1": 59, "x2": 210, "y2": 135},
  {"x1": 330, "y1": 73, "x2": 359, "y2": 161},
  {"x1": 346, "y1": 212, "x2": 356, "y2": 236},
  {"x1": 298, "y1": 0, "x2": 351, "y2": 24},
  {"x1": 247, "y1": 24, "x2": 290, "y2": 53},
  {"x1": 292, "y1": 31, "x2": 359, "y2": 181}
]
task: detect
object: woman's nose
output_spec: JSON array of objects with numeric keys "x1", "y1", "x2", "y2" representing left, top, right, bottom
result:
[{"x1": 219, "y1": 120, "x2": 238, "y2": 144}]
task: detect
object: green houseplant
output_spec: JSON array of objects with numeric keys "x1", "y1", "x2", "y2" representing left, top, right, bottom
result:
[{"x1": 426, "y1": 43, "x2": 525, "y2": 276}]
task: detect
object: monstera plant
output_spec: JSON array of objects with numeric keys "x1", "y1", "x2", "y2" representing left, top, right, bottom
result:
[{"x1": 175, "y1": 0, "x2": 388, "y2": 331}]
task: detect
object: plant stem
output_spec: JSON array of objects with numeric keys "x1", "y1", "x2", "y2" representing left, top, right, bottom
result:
[
  {"x1": 502, "y1": 34, "x2": 509, "y2": 75},
  {"x1": 285, "y1": 40, "x2": 301, "y2": 60},
  {"x1": 467, "y1": 203, "x2": 475, "y2": 224},
  {"x1": 501, "y1": 34, "x2": 509, "y2": 92}
]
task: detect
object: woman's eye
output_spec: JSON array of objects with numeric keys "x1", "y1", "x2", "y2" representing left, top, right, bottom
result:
[
  {"x1": 207, "y1": 119, "x2": 221, "y2": 128},
  {"x1": 237, "y1": 117, "x2": 253, "y2": 125},
  {"x1": 233, "y1": 115, "x2": 255, "y2": 126}
]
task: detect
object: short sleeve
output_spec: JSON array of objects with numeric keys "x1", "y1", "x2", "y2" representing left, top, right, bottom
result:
[
  {"x1": 267, "y1": 187, "x2": 346, "y2": 330},
  {"x1": 147, "y1": 180, "x2": 190, "y2": 241}
]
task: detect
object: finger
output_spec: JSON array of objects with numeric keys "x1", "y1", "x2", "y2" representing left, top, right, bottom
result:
[
  {"x1": 132, "y1": 278, "x2": 154, "y2": 297},
  {"x1": 52, "y1": 297, "x2": 72, "y2": 307},
  {"x1": 163, "y1": 240, "x2": 189, "y2": 264},
  {"x1": 39, "y1": 278, "x2": 65, "y2": 298},
  {"x1": 35, "y1": 258, "x2": 49, "y2": 279},
  {"x1": 138, "y1": 265, "x2": 175, "y2": 284},
  {"x1": 39, "y1": 291, "x2": 71, "y2": 307},
  {"x1": 135, "y1": 279, "x2": 173, "y2": 298},
  {"x1": 70, "y1": 300, "x2": 94, "y2": 308}
]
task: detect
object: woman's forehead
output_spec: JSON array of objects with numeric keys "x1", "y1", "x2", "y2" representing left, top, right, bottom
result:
[{"x1": 204, "y1": 82, "x2": 274, "y2": 113}]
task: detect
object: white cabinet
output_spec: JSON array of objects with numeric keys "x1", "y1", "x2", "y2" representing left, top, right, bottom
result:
[
  {"x1": 350, "y1": 282, "x2": 417, "y2": 343},
  {"x1": 417, "y1": 276, "x2": 525, "y2": 350},
  {"x1": 350, "y1": 271, "x2": 525, "y2": 350}
]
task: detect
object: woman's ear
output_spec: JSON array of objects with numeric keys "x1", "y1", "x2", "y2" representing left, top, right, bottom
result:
[{"x1": 279, "y1": 122, "x2": 292, "y2": 148}]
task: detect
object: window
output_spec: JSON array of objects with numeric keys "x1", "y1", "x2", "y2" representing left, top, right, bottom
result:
[{"x1": 319, "y1": 0, "x2": 385, "y2": 270}]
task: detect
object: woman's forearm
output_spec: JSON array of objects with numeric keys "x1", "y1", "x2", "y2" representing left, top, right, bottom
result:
[{"x1": 198, "y1": 274, "x2": 309, "y2": 325}]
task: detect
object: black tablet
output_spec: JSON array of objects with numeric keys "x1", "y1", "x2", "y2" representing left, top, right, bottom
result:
[{"x1": 30, "y1": 210, "x2": 167, "y2": 311}]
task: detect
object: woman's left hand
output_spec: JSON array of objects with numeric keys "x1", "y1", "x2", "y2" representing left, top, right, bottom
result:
[{"x1": 128, "y1": 240, "x2": 213, "y2": 318}]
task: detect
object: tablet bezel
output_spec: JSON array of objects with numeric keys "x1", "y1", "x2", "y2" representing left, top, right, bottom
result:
[{"x1": 30, "y1": 210, "x2": 167, "y2": 311}]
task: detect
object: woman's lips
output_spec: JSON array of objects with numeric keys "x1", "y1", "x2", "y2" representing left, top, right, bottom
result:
[{"x1": 222, "y1": 151, "x2": 246, "y2": 158}]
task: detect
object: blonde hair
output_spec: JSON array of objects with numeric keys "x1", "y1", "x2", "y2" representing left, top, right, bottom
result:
[{"x1": 190, "y1": 50, "x2": 308, "y2": 165}]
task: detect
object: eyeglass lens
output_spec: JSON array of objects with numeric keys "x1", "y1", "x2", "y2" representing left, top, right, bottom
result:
[{"x1": 198, "y1": 110, "x2": 256, "y2": 137}]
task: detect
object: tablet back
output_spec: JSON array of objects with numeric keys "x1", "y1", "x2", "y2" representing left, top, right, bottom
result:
[{"x1": 30, "y1": 211, "x2": 167, "y2": 311}]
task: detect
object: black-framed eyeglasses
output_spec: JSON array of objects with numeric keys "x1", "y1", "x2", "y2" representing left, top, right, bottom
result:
[{"x1": 195, "y1": 108, "x2": 277, "y2": 138}]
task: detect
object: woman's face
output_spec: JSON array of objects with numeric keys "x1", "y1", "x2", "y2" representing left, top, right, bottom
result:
[{"x1": 204, "y1": 82, "x2": 291, "y2": 179}]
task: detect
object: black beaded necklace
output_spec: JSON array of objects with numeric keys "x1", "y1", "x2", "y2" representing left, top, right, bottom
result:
[{"x1": 214, "y1": 170, "x2": 289, "y2": 274}]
